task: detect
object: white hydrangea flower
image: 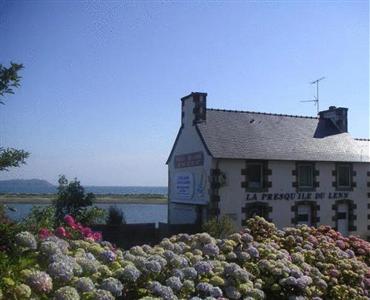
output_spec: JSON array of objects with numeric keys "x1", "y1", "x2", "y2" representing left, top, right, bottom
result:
[
  {"x1": 53, "y1": 286, "x2": 80, "y2": 300},
  {"x1": 91, "y1": 289, "x2": 115, "y2": 300},
  {"x1": 15, "y1": 232, "x2": 37, "y2": 250}
]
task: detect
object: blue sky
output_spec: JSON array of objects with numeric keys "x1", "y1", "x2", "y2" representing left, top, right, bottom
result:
[{"x1": 0, "y1": 1, "x2": 368, "y2": 186}]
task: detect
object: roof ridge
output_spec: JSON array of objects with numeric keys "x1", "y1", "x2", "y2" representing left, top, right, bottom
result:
[{"x1": 207, "y1": 108, "x2": 318, "y2": 119}]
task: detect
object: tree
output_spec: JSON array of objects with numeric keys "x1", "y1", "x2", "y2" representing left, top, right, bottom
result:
[
  {"x1": 0, "y1": 62, "x2": 29, "y2": 171},
  {"x1": 0, "y1": 148, "x2": 29, "y2": 171},
  {"x1": 0, "y1": 62, "x2": 23, "y2": 103},
  {"x1": 54, "y1": 175, "x2": 96, "y2": 222}
]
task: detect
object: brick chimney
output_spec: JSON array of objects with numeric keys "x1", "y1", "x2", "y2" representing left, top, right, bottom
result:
[
  {"x1": 319, "y1": 106, "x2": 348, "y2": 133},
  {"x1": 181, "y1": 92, "x2": 207, "y2": 127}
]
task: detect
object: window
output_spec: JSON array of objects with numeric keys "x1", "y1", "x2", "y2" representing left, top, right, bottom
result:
[
  {"x1": 297, "y1": 163, "x2": 314, "y2": 189},
  {"x1": 246, "y1": 162, "x2": 263, "y2": 189},
  {"x1": 242, "y1": 160, "x2": 270, "y2": 192},
  {"x1": 337, "y1": 164, "x2": 352, "y2": 188},
  {"x1": 292, "y1": 201, "x2": 319, "y2": 227},
  {"x1": 244, "y1": 202, "x2": 271, "y2": 221},
  {"x1": 297, "y1": 204, "x2": 312, "y2": 225}
]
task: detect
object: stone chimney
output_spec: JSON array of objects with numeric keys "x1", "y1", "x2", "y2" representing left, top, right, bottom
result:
[
  {"x1": 181, "y1": 92, "x2": 207, "y2": 127},
  {"x1": 319, "y1": 106, "x2": 348, "y2": 133}
]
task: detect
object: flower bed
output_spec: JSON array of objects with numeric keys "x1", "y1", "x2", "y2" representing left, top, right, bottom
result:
[{"x1": 1, "y1": 216, "x2": 369, "y2": 299}]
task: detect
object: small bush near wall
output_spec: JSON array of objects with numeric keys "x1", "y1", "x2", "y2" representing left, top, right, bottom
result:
[{"x1": 202, "y1": 215, "x2": 236, "y2": 238}]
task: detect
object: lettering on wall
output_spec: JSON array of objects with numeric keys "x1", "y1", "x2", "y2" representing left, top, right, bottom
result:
[
  {"x1": 172, "y1": 169, "x2": 208, "y2": 205},
  {"x1": 246, "y1": 192, "x2": 350, "y2": 201},
  {"x1": 174, "y1": 172, "x2": 194, "y2": 201},
  {"x1": 175, "y1": 152, "x2": 204, "y2": 168}
]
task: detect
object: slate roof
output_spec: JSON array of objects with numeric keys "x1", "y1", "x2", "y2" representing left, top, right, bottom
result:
[{"x1": 195, "y1": 109, "x2": 370, "y2": 162}]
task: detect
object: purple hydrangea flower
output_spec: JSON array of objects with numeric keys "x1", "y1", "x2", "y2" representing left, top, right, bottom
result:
[
  {"x1": 74, "y1": 277, "x2": 94, "y2": 293},
  {"x1": 100, "y1": 250, "x2": 116, "y2": 263},
  {"x1": 119, "y1": 265, "x2": 141, "y2": 283},
  {"x1": 144, "y1": 260, "x2": 162, "y2": 274},
  {"x1": 183, "y1": 267, "x2": 197, "y2": 279},
  {"x1": 196, "y1": 282, "x2": 213, "y2": 294},
  {"x1": 247, "y1": 246, "x2": 259, "y2": 258},
  {"x1": 203, "y1": 243, "x2": 220, "y2": 257},
  {"x1": 194, "y1": 261, "x2": 213, "y2": 275},
  {"x1": 27, "y1": 271, "x2": 53, "y2": 294},
  {"x1": 210, "y1": 286, "x2": 223, "y2": 298},
  {"x1": 100, "y1": 277, "x2": 123, "y2": 297},
  {"x1": 166, "y1": 276, "x2": 183, "y2": 291},
  {"x1": 48, "y1": 261, "x2": 74, "y2": 282}
]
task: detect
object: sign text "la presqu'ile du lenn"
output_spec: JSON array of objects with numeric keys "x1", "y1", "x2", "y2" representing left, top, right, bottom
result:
[{"x1": 246, "y1": 191, "x2": 350, "y2": 201}]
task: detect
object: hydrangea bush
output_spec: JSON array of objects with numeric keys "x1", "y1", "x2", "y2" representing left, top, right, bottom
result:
[{"x1": 0, "y1": 216, "x2": 369, "y2": 299}]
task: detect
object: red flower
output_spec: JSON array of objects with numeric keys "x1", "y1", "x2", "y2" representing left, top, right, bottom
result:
[
  {"x1": 76, "y1": 223, "x2": 84, "y2": 231},
  {"x1": 38, "y1": 228, "x2": 52, "y2": 239},
  {"x1": 55, "y1": 226, "x2": 67, "y2": 238},
  {"x1": 81, "y1": 227, "x2": 93, "y2": 238},
  {"x1": 64, "y1": 215, "x2": 77, "y2": 228},
  {"x1": 92, "y1": 231, "x2": 102, "y2": 241}
]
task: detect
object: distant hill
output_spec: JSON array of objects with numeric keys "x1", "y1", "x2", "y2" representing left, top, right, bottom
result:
[{"x1": 0, "y1": 179, "x2": 56, "y2": 194}]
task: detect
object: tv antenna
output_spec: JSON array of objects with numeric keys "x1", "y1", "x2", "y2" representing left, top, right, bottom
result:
[{"x1": 300, "y1": 76, "x2": 325, "y2": 114}]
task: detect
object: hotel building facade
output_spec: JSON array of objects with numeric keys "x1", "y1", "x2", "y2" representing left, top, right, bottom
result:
[{"x1": 166, "y1": 92, "x2": 370, "y2": 238}]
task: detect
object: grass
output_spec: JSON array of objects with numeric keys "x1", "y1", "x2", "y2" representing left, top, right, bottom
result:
[{"x1": 0, "y1": 193, "x2": 168, "y2": 204}]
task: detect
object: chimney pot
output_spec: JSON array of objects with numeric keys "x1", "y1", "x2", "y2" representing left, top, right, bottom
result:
[
  {"x1": 181, "y1": 92, "x2": 207, "y2": 127},
  {"x1": 319, "y1": 106, "x2": 348, "y2": 133}
]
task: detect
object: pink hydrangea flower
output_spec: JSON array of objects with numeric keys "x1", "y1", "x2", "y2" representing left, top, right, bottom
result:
[{"x1": 335, "y1": 240, "x2": 346, "y2": 250}]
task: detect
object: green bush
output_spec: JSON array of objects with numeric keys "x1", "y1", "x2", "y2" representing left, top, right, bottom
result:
[
  {"x1": 54, "y1": 175, "x2": 95, "y2": 223},
  {"x1": 20, "y1": 205, "x2": 56, "y2": 234},
  {"x1": 75, "y1": 206, "x2": 107, "y2": 226},
  {"x1": 0, "y1": 204, "x2": 20, "y2": 253},
  {"x1": 106, "y1": 205, "x2": 126, "y2": 225},
  {"x1": 202, "y1": 215, "x2": 236, "y2": 238}
]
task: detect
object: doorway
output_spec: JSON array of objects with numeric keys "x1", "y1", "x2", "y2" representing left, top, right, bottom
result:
[{"x1": 336, "y1": 202, "x2": 349, "y2": 236}]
